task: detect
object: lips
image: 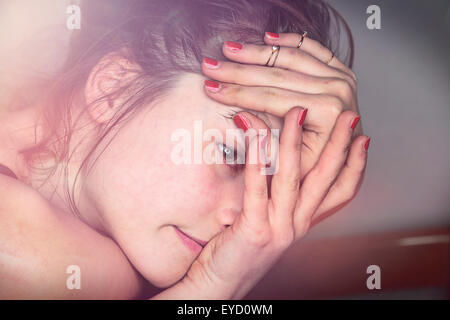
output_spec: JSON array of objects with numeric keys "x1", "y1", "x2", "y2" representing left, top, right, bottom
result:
[
  {"x1": 173, "y1": 226, "x2": 208, "y2": 254},
  {"x1": 176, "y1": 227, "x2": 208, "y2": 247}
]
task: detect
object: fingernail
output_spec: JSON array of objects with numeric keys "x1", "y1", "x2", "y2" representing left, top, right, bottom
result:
[
  {"x1": 350, "y1": 115, "x2": 361, "y2": 130},
  {"x1": 265, "y1": 32, "x2": 279, "y2": 39},
  {"x1": 298, "y1": 108, "x2": 308, "y2": 126},
  {"x1": 233, "y1": 114, "x2": 251, "y2": 132},
  {"x1": 364, "y1": 137, "x2": 371, "y2": 151},
  {"x1": 204, "y1": 80, "x2": 221, "y2": 92},
  {"x1": 203, "y1": 57, "x2": 220, "y2": 69},
  {"x1": 225, "y1": 41, "x2": 243, "y2": 51}
]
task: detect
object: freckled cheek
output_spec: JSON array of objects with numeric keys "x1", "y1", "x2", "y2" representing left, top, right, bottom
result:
[
  {"x1": 155, "y1": 163, "x2": 221, "y2": 220},
  {"x1": 119, "y1": 144, "x2": 221, "y2": 223},
  {"x1": 107, "y1": 121, "x2": 222, "y2": 221}
]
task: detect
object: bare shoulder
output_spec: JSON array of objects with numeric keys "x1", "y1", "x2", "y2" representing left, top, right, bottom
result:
[
  {"x1": 0, "y1": 175, "x2": 144, "y2": 299},
  {"x1": 0, "y1": 172, "x2": 50, "y2": 214}
]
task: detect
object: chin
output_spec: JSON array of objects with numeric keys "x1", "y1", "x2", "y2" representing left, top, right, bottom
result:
[
  {"x1": 145, "y1": 268, "x2": 188, "y2": 289},
  {"x1": 133, "y1": 255, "x2": 190, "y2": 289}
]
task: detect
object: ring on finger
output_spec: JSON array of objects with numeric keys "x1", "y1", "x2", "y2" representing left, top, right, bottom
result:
[
  {"x1": 265, "y1": 45, "x2": 281, "y2": 67},
  {"x1": 296, "y1": 31, "x2": 308, "y2": 49}
]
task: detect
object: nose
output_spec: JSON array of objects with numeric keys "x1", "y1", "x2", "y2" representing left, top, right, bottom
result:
[
  {"x1": 215, "y1": 180, "x2": 244, "y2": 230},
  {"x1": 216, "y1": 207, "x2": 240, "y2": 230}
]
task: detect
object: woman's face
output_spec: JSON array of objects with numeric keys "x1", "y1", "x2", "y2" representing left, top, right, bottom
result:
[{"x1": 80, "y1": 72, "x2": 282, "y2": 288}]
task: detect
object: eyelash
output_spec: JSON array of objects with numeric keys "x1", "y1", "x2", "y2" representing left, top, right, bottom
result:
[{"x1": 217, "y1": 143, "x2": 245, "y2": 174}]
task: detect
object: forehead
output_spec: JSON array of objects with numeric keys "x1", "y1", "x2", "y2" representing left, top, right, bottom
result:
[{"x1": 173, "y1": 72, "x2": 283, "y2": 130}]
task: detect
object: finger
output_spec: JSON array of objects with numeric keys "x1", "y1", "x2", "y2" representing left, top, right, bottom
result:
[
  {"x1": 264, "y1": 32, "x2": 357, "y2": 81},
  {"x1": 202, "y1": 58, "x2": 355, "y2": 102},
  {"x1": 293, "y1": 110, "x2": 360, "y2": 238},
  {"x1": 204, "y1": 79, "x2": 344, "y2": 133},
  {"x1": 221, "y1": 41, "x2": 355, "y2": 89},
  {"x1": 236, "y1": 112, "x2": 270, "y2": 226},
  {"x1": 310, "y1": 135, "x2": 370, "y2": 224},
  {"x1": 234, "y1": 111, "x2": 274, "y2": 176},
  {"x1": 269, "y1": 107, "x2": 306, "y2": 233}
]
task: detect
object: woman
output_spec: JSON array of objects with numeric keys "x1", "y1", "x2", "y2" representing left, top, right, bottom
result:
[{"x1": 0, "y1": 0, "x2": 369, "y2": 299}]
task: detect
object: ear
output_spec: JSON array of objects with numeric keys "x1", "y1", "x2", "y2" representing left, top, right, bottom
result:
[{"x1": 84, "y1": 53, "x2": 138, "y2": 124}]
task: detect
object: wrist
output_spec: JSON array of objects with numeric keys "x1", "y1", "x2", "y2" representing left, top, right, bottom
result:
[{"x1": 150, "y1": 275, "x2": 236, "y2": 300}]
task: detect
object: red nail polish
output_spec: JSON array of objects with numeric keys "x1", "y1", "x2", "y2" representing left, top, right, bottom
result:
[
  {"x1": 364, "y1": 137, "x2": 371, "y2": 151},
  {"x1": 233, "y1": 114, "x2": 251, "y2": 132},
  {"x1": 203, "y1": 57, "x2": 219, "y2": 68},
  {"x1": 350, "y1": 116, "x2": 361, "y2": 130},
  {"x1": 298, "y1": 108, "x2": 308, "y2": 126},
  {"x1": 204, "y1": 80, "x2": 220, "y2": 92},
  {"x1": 225, "y1": 41, "x2": 243, "y2": 51},
  {"x1": 265, "y1": 32, "x2": 279, "y2": 39}
]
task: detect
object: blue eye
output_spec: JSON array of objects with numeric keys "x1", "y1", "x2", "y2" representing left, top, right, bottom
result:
[
  {"x1": 218, "y1": 143, "x2": 235, "y2": 163},
  {"x1": 218, "y1": 144, "x2": 232, "y2": 156},
  {"x1": 217, "y1": 143, "x2": 245, "y2": 174}
]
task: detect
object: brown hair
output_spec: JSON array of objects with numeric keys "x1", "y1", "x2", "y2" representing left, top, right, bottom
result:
[{"x1": 22, "y1": 0, "x2": 354, "y2": 216}]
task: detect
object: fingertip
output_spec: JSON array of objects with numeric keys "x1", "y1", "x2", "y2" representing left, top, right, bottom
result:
[
  {"x1": 363, "y1": 136, "x2": 371, "y2": 152},
  {"x1": 265, "y1": 32, "x2": 280, "y2": 39},
  {"x1": 298, "y1": 107, "x2": 308, "y2": 127},
  {"x1": 204, "y1": 79, "x2": 222, "y2": 93}
]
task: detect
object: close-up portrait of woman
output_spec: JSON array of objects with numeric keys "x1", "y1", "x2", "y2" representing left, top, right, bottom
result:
[{"x1": 0, "y1": 0, "x2": 448, "y2": 303}]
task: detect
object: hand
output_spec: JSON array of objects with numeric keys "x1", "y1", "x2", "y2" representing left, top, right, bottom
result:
[
  {"x1": 182, "y1": 107, "x2": 369, "y2": 299},
  {"x1": 201, "y1": 32, "x2": 366, "y2": 223}
]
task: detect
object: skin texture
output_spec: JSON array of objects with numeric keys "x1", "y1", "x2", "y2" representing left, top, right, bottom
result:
[
  {"x1": 0, "y1": 71, "x2": 282, "y2": 297},
  {"x1": 202, "y1": 33, "x2": 366, "y2": 223},
  {"x1": 0, "y1": 32, "x2": 369, "y2": 298},
  {"x1": 76, "y1": 72, "x2": 284, "y2": 288}
]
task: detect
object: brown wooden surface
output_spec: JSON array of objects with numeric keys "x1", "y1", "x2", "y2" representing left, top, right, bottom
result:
[{"x1": 244, "y1": 227, "x2": 450, "y2": 299}]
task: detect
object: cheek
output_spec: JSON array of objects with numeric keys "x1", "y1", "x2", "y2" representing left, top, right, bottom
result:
[
  {"x1": 104, "y1": 135, "x2": 221, "y2": 225},
  {"x1": 145, "y1": 161, "x2": 220, "y2": 222}
]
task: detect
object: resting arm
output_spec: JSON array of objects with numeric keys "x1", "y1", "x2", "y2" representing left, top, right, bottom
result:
[{"x1": 0, "y1": 175, "x2": 144, "y2": 299}]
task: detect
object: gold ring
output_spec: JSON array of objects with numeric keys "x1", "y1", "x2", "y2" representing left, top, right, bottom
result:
[
  {"x1": 296, "y1": 31, "x2": 308, "y2": 49},
  {"x1": 326, "y1": 51, "x2": 334, "y2": 64},
  {"x1": 265, "y1": 45, "x2": 280, "y2": 67}
]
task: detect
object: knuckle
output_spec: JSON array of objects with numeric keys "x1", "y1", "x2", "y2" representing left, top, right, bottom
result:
[
  {"x1": 243, "y1": 224, "x2": 273, "y2": 247},
  {"x1": 253, "y1": 231, "x2": 272, "y2": 247},
  {"x1": 346, "y1": 75, "x2": 357, "y2": 91},
  {"x1": 333, "y1": 79, "x2": 353, "y2": 102},
  {"x1": 233, "y1": 63, "x2": 246, "y2": 72},
  {"x1": 268, "y1": 69, "x2": 286, "y2": 85},
  {"x1": 226, "y1": 84, "x2": 243, "y2": 103},
  {"x1": 341, "y1": 109, "x2": 359, "y2": 125},
  {"x1": 325, "y1": 95, "x2": 344, "y2": 118},
  {"x1": 281, "y1": 174, "x2": 301, "y2": 193},
  {"x1": 273, "y1": 229, "x2": 295, "y2": 248},
  {"x1": 228, "y1": 84, "x2": 242, "y2": 96},
  {"x1": 311, "y1": 156, "x2": 338, "y2": 184},
  {"x1": 259, "y1": 45, "x2": 269, "y2": 54},
  {"x1": 335, "y1": 178, "x2": 357, "y2": 203},
  {"x1": 294, "y1": 217, "x2": 312, "y2": 240},
  {"x1": 236, "y1": 214, "x2": 272, "y2": 245},
  {"x1": 349, "y1": 70, "x2": 357, "y2": 82},
  {"x1": 244, "y1": 183, "x2": 268, "y2": 199},
  {"x1": 263, "y1": 86, "x2": 279, "y2": 99},
  {"x1": 342, "y1": 187, "x2": 357, "y2": 202},
  {"x1": 286, "y1": 47, "x2": 299, "y2": 58}
]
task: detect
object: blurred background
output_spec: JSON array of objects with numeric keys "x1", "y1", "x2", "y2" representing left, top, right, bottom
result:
[{"x1": 0, "y1": 0, "x2": 448, "y2": 299}]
